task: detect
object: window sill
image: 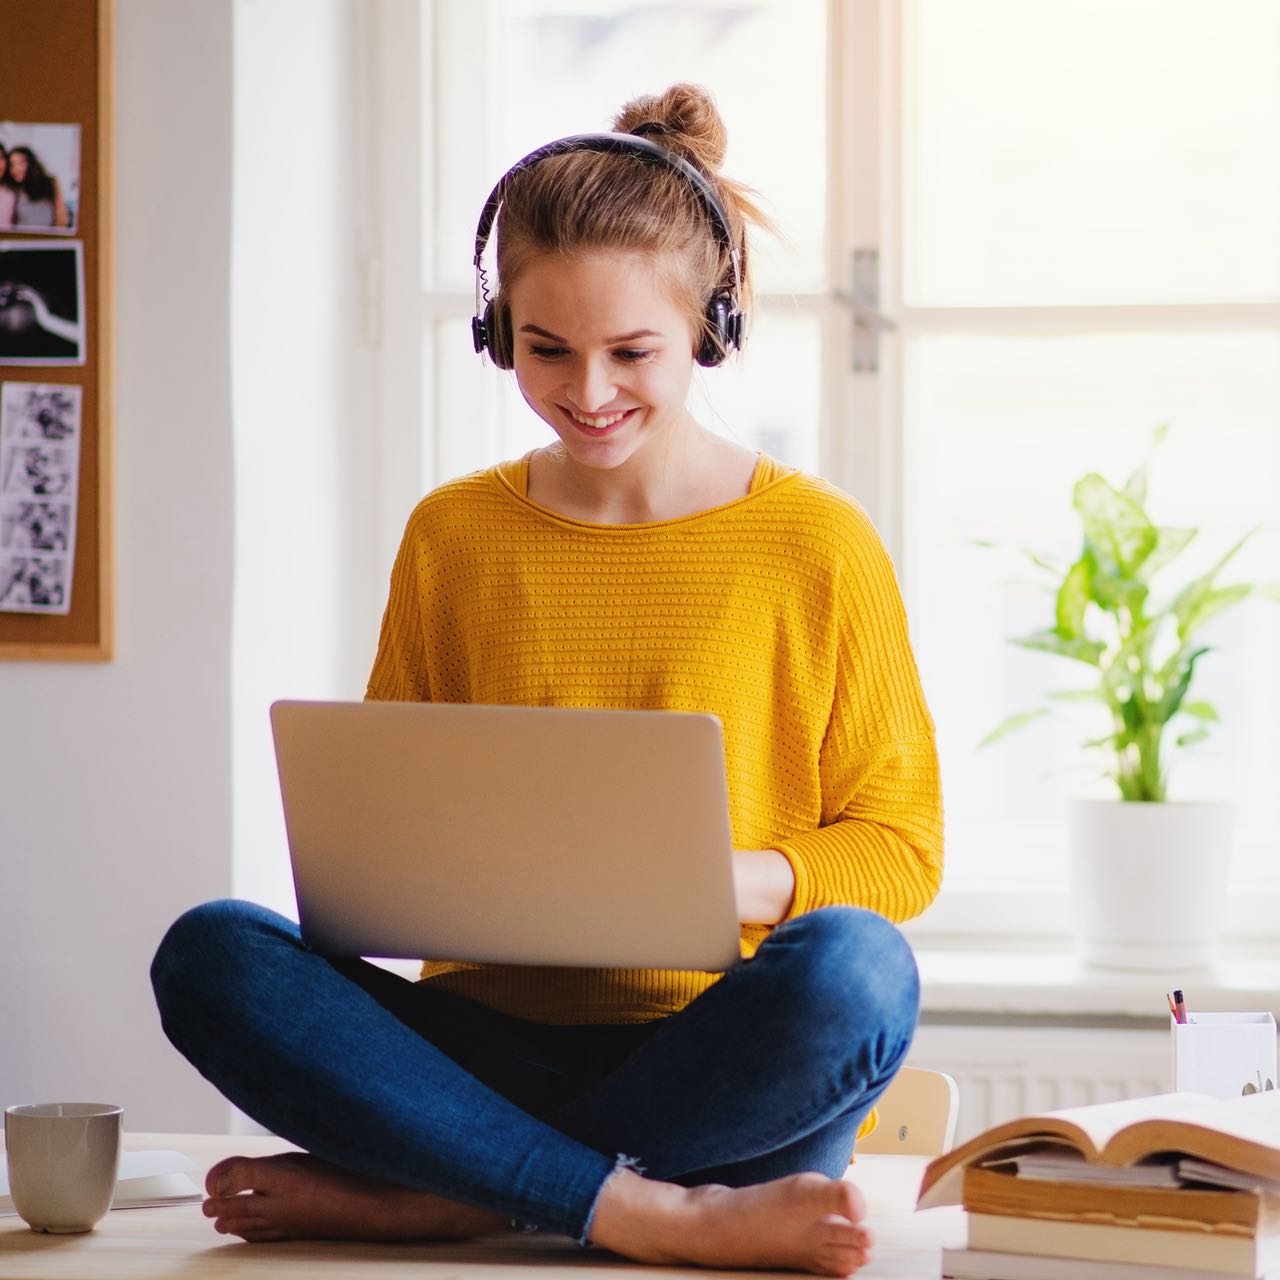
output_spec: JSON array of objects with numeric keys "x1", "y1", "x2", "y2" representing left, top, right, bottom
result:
[{"x1": 914, "y1": 944, "x2": 1280, "y2": 1023}]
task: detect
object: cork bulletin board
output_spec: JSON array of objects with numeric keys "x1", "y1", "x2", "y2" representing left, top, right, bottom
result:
[{"x1": 0, "y1": 0, "x2": 114, "y2": 660}]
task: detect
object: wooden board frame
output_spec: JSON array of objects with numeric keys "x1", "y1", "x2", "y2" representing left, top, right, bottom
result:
[{"x1": 0, "y1": 0, "x2": 114, "y2": 660}]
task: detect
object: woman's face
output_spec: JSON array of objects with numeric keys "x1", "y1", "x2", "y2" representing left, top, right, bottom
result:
[
  {"x1": 0, "y1": 151, "x2": 7, "y2": 181},
  {"x1": 9, "y1": 151, "x2": 27, "y2": 184},
  {"x1": 506, "y1": 250, "x2": 697, "y2": 474}
]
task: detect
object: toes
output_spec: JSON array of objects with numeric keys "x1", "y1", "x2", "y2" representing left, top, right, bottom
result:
[
  {"x1": 206, "y1": 1155, "x2": 257, "y2": 1198},
  {"x1": 230, "y1": 1221, "x2": 288, "y2": 1243},
  {"x1": 211, "y1": 1215, "x2": 285, "y2": 1242},
  {"x1": 203, "y1": 1195, "x2": 255, "y2": 1220},
  {"x1": 833, "y1": 1179, "x2": 867, "y2": 1223}
]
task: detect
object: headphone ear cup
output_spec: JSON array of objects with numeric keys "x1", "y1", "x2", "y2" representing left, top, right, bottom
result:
[
  {"x1": 697, "y1": 293, "x2": 740, "y2": 368},
  {"x1": 487, "y1": 299, "x2": 515, "y2": 370}
]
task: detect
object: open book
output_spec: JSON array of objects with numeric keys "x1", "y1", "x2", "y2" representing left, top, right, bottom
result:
[
  {"x1": 0, "y1": 1149, "x2": 202, "y2": 1216},
  {"x1": 919, "y1": 1091, "x2": 1280, "y2": 1211}
]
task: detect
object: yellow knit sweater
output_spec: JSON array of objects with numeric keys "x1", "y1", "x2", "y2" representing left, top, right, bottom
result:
[{"x1": 366, "y1": 454, "x2": 943, "y2": 1025}]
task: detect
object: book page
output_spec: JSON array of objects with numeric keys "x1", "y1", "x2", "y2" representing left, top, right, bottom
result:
[
  {"x1": 1108, "y1": 1090, "x2": 1280, "y2": 1176},
  {"x1": 918, "y1": 1093, "x2": 1218, "y2": 1211}
]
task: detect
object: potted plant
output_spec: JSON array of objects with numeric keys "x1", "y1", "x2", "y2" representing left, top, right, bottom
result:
[{"x1": 981, "y1": 426, "x2": 1280, "y2": 969}]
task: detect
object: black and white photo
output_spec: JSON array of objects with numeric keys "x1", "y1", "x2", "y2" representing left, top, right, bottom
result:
[
  {"x1": 0, "y1": 554, "x2": 68, "y2": 613},
  {"x1": 1, "y1": 443, "x2": 76, "y2": 497},
  {"x1": 0, "y1": 241, "x2": 86, "y2": 365},
  {"x1": 0, "y1": 499, "x2": 72, "y2": 552},
  {"x1": 1, "y1": 381, "x2": 81, "y2": 440},
  {"x1": 0, "y1": 379, "x2": 80, "y2": 613}
]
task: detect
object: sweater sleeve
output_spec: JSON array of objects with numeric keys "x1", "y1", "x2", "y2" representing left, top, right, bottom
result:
[
  {"x1": 364, "y1": 509, "x2": 431, "y2": 703},
  {"x1": 771, "y1": 509, "x2": 944, "y2": 923}
]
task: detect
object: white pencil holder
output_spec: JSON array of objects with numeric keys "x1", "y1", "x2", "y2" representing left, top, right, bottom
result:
[{"x1": 1171, "y1": 1010, "x2": 1277, "y2": 1098}]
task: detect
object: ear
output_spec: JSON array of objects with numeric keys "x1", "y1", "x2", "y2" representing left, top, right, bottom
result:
[{"x1": 491, "y1": 298, "x2": 515, "y2": 370}]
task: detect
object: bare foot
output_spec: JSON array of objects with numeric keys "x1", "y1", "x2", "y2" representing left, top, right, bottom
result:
[
  {"x1": 202, "y1": 1152, "x2": 510, "y2": 1244},
  {"x1": 589, "y1": 1168, "x2": 874, "y2": 1276}
]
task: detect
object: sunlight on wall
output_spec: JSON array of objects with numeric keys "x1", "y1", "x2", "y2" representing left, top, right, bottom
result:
[{"x1": 231, "y1": 0, "x2": 361, "y2": 917}]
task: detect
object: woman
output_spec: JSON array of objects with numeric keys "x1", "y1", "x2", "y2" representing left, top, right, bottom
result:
[
  {"x1": 7, "y1": 146, "x2": 69, "y2": 229},
  {"x1": 0, "y1": 145, "x2": 15, "y2": 228},
  {"x1": 151, "y1": 84, "x2": 943, "y2": 1277}
]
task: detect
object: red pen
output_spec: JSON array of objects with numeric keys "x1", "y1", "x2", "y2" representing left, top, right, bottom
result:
[
  {"x1": 1173, "y1": 989, "x2": 1187, "y2": 1024},
  {"x1": 1167, "y1": 992, "x2": 1179, "y2": 1020}
]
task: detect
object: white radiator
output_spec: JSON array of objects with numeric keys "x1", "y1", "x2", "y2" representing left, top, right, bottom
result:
[{"x1": 906, "y1": 1024, "x2": 1169, "y2": 1145}]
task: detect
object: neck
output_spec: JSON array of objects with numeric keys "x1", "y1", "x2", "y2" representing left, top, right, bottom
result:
[{"x1": 538, "y1": 418, "x2": 719, "y2": 524}]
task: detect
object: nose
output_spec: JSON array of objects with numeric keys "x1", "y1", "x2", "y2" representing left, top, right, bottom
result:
[{"x1": 565, "y1": 356, "x2": 617, "y2": 413}]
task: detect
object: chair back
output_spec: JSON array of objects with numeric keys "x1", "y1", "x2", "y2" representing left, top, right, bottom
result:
[{"x1": 855, "y1": 1066, "x2": 959, "y2": 1156}]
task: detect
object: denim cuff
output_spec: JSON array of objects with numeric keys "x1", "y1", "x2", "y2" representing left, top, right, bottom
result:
[{"x1": 575, "y1": 1153, "x2": 646, "y2": 1247}]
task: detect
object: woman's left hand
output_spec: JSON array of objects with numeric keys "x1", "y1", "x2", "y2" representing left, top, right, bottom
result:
[{"x1": 731, "y1": 849, "x2": 796, "y2": 925}]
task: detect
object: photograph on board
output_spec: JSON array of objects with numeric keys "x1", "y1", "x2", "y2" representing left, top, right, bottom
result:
[
  {"x1": 1, "y1": 443, "x2": 77, "y2": 498},
  {"x1": 0, "y1": 500, "x2": 72, "y2": 552},
  {"x1": 0, "y1": 381, "x2": 81, "y2": 441},
  {"x1": 0, "y1": 554, "x2": 69, "y2": 613},
  {"x1": 0, "y1": 122, "x2": 80, "y2": 233},
  {"x1": 0, "y1": 241, "x2": 85, "y2": 364},
  {"x1": 0, "y1": 380, "x2": 80, "y2": 614}
]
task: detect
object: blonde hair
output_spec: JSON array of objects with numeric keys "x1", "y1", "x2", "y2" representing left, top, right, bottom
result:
[{"x1": 490, "y1": 84, "x2": 772, "y2": 364}]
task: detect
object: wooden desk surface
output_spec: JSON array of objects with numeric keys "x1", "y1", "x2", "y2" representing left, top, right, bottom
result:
[{"x1": 0, "y1": 1133, "x2": 963, "y2": 1279}]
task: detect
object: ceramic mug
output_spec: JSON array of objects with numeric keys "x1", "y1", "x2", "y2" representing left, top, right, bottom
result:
[{"x1": 4, "y1": 1102, "x2": 122, "y2": 1233}]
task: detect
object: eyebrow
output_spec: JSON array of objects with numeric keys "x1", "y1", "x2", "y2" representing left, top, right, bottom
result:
[{"x1": 518, "y1": 324, "x2": 663, "y2": 344}]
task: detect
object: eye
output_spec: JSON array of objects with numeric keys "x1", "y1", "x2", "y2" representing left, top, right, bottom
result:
[
  {"x1": 613, "y1": 348, "x2": 655, "y2": 364},
  {"x1": 528, "y1": 345, "x2": 567, "y2": 360}
]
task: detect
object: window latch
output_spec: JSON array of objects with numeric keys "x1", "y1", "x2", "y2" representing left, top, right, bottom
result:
[{"x1": 832, "y1": 249, "x2": 898, "y2": 374}]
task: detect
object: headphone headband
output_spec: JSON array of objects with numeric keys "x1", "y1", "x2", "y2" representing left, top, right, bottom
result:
[
  {"x1": 472, "y1": 131, "x2": 736, "y2": 266},
  {"x1": 471, "y1": 131, "x2": 744, "y2": 369}
]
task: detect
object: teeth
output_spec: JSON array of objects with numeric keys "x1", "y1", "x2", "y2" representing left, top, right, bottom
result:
[{"x1": 569, "y1": 409, "x2": 627, "y2": 429}]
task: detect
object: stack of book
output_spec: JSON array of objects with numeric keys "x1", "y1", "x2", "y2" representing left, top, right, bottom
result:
[{"x1": 918, "y1": 1090, "x2": 1280, "y2": 1280}]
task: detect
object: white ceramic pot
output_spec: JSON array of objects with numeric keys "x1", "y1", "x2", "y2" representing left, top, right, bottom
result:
[{"x1": 1066, "y1": 798, "x2": 1234, "y2": 971}]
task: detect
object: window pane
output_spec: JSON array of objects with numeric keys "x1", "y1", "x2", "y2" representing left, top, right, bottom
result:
[
  {"x1": 905, "y1": 0, "x2": 1280, "y2": 305},
  {"x1": 905, "y1": 332, "x2": 1280, "y2": 884},
  {"x1": 431, "y1": 0, "x2": 827, "y2": 293},
  {"x1": 695, "y1": 311, "x2": 822, "y2": 472}
]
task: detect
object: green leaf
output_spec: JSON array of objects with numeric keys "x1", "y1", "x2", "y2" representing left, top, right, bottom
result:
[
  {"x1": 1155, "y1": 643, "x2": 1212, "y2": 695},
  {"x1": 1171, "y1": 529, "x2": 1259, "y2": 639},
  {"x1": 1012, "y1": 630, "x2": 1106, "y2": 667},
  {"x1": 1157, "y1": 646, "x2": 1210, "y2": 722},
  {"x1": 1055, "y1": 556, "x2": 1091, "y2": 638},
  {"x1": 1180, "y1": 583, "x2": 1254, "y2": 641},
  {"x1": 978, "y1": 708, "x2": 1050, "y2": 748},
  {"x1": 1024, "y1": 548, "x2": 1064, "y2": 576},
  {"x1": 1074, "y1": 473, "x2": 1158, "y2": 578},
  {"x1": 1139, "y1": 526, "x2": 1198, "y2": 582},
  {"x1": 1176, "y1": 728, "x2": 1212, "y2": 748},
  {"x1": 1123, "y1": 461, "x2": 1148, "y2": 509},
  {"x1": 1120, "y1": 695, "x2": 1144, "y2": 736},
  {"x1": 1257, "y1": 584, "x2": 1280, "y2": 603},
  {"x1": 1178, "y1": 700, "x2": 1219, "y2": 722},
  {"x1": 1046, "y1": 688, "x2": 1106, "y2": 703}
]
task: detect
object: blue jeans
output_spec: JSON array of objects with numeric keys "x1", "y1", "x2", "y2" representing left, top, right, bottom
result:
[{"x1": 150, "y1": 900, "x2": 918, "y2": 1243}]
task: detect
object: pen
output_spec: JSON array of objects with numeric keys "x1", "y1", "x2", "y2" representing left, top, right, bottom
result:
[
  {"x1": 1174, "y1": 988, "x2": 1187, "y2": 1024},
  {"x1": 1167, "y1": 992, "x2": 1179, "y2": 1020}
]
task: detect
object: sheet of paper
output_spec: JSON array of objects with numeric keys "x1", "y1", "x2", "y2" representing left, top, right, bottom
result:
[{"x1": 0, "y1": 1148, "x2": 201, "y2": 1215}]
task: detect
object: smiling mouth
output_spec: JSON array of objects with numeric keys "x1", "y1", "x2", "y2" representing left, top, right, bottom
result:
[{"x1": 564, "y1": 407, "x2": 636, "y2": 432}]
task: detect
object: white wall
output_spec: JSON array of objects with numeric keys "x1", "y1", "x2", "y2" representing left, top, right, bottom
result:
[
  {"x1": 230, "y1": 0, "x2": 371, "y2": 922},
  {"x1": 0, "y1": 1, "x2": 236, "y2": 1130}
]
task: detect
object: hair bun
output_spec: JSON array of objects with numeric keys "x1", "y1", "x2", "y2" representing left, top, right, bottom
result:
[{"x1": 614, "y1": 83, "x2": 727, "y2": 173}]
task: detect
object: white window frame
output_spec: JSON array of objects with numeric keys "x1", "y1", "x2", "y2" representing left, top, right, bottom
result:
[{"x1": 362, "y1": 0, "x2": 1280, "y2": 951}]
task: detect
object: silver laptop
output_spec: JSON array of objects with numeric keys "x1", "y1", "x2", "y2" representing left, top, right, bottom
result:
[{"x1": 269, "y1": 700, "x2": 743, "y2": 971}]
